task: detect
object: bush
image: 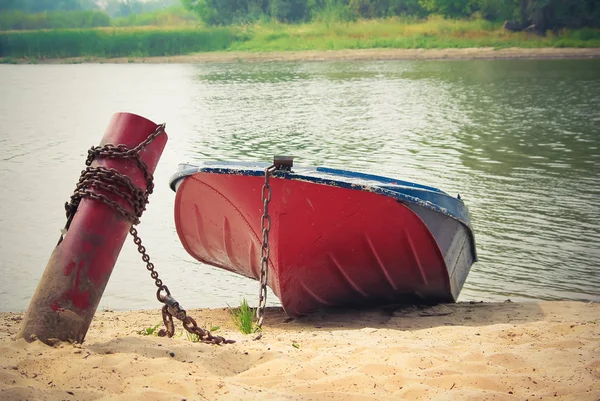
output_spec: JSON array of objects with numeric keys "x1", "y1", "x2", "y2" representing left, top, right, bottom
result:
[
  {"x1": 0, "y1": 10, "x2": 111, "y2": 31},
  {"x1": 0, "y1": 26, "x2": 241, "y2": 58}
]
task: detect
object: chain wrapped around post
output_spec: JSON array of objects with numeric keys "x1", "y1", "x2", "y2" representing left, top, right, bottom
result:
[{"x1": 64, "y1": 123, "x2": 234, "y2": 345}]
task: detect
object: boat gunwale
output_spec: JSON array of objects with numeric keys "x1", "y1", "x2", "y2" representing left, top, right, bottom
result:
[{"x1": 169, "y1": 162, "x2": 474, "y2": 230}]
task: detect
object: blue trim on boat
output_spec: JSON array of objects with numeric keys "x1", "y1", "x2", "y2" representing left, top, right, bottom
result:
[
  {"x1": 169, "y1": 161, "x2": 474, "y2": 230},
  {"x1": 315, "y1": 167, "x2": 445, "y2": 193}
]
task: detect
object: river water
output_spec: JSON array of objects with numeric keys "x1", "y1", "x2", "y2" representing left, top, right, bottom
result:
[{"x1": 1, "y1": 59, "x2": 599, "y2": 312}]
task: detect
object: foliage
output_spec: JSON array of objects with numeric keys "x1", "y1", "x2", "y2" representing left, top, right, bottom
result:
[
  {"x1": 1, "y1": 0, "x2": 598, "y2": 31},
  {"x1": 417, "y1": 0, "x2": 599, "y2": 30},
  {"x1": 0, "y1": 6, "x2": 199, "y2": 31},
  {"x1": 0, "y1": 10, "x2": 111, "y2": 30},
  {"x1": 111, "y1": 6, "x2": 200, "y2": 27},
  {"x1": 186, "y1": 331, "x2": 200, "y2": 342},
  {"x1": 474, "y1": 0, "x2": 517, "y2": 21},
  {"x1": 0, "y1": 0, "x2": 179, "y2": 17},
  {"x1": 180, "y1": 0, "x2": 268, "y2": 25},
  {"x1": 418, "y1": 0, "x2": 473, "y2": 18},
  {"x1": 137, "y1": 323, "x2": 161, "y2": 336},
  {"x1": 186, "y1": 324, "x2": 219, "y2": 342},
  {"x1": 0, "y1": 26, "x2": 242, "y2": 58},
  {"x1": 178, "y1": 0, "x2": 600, "y2": 29},
  {"x1": 228, "y1": 299, "x2": 257, "y2": 334},
  {"x1": 387, "y1": 0, "x2": 427, "y2": 18},
  {"x1": 106, "y1": 0, "x2": 144, "y2": 18},
  {"x1": 519, "y1": 0, "x2": 600, "y2": 32},
  {"x1": 1, "y1": 9, "x2": 599, "y2": 59},
  {"x1": 228, "y1": 18, "x2": 600, "y2": 50},
  {"x1": 0, "y1": 0, "x2": 89, "y2": 12}
]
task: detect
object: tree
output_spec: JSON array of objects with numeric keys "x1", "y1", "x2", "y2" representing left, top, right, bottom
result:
[
  {"x1": 418, "y1": 0, "x2": 473, "y2": 18},
  {"x1": 388, "y1": 0, "x2": 427, "y2": 18},
  {"x1": 517, "y1": 0, "x2": 600, "y2": 32},
  {"x1": 181, "y1": 0, "x2": 268, "y2": 25},
  {"x1": 473, "y1": 0, "x2": 516, "y2": 21},
  {"x1": 270, "y1": 0, "x2": 308, "y2": 21},
  {"x1": 0, "y1": 0, "x2": 85, "y2": 12}
]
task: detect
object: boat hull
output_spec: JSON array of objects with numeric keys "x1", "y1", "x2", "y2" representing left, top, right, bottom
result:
[{"x1": 173, "y1": 167, "x2": 476, "y2": 316}]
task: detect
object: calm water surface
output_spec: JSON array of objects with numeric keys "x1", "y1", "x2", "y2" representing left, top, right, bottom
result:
[{"x1": 1, "y1": 59, "x2": 599, "y2": 312}]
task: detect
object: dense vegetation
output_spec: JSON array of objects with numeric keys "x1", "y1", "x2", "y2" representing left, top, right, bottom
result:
[
  {"x1": 2, "y1": 17, "x2": 599, "y2": 60},
  {"x1": 1, "y1": 0, "x2": 599, "y2": 31},
  {"x1": 0, "y1": 0, "x2": 178, "y2": 16},
  {"x1": 0, "y1": 0, "x2": 192, "y2": 30},
  {"x1": 0, "y1": 10, "x2": 111, "y2": 30},
  {"x1": 0, "y1": 26, "x2": 239, "y2": 58},
  {"x1": 0, "y1": 0, "x2": 599, "y2": 59},
  {"x1": 181, "y1": 0, "x2": 600, "y2": 31}
]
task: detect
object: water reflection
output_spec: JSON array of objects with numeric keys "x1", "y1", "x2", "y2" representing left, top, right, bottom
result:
[
  {"x1": 187, "y1": 59, "x2": 600, "y2": 303},
  {"x1": 436, "y1": 60, "x2": 600, "y2": 301}
]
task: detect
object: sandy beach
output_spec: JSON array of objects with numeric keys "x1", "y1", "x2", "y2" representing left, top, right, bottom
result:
[
  {"x1": 3, "y1": 47, "x2": 600, "y2": 65},
  {"x1": 1, "y1": 301, "x2": 598, "y2": 400}
]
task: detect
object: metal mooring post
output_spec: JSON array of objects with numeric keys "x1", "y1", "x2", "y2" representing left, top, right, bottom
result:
[
  {"x1": 273, "y1": 155, "x2": 294, "y2": 171},
  {"x1": 17, "y1": 113, "x2": 168, "y2": 345}
]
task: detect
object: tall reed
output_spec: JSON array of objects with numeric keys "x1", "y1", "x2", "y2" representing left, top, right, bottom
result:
[{"x1": 0, "y1": 26, "x2": 245, "y2": 58}]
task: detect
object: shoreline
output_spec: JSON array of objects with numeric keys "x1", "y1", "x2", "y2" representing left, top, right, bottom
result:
[
  {"x1": 3, "y1": 47, "x2": 600, "y2": 64},
  {"x1": 1, "y1": 300, "x2": 598, "y2": 400}
]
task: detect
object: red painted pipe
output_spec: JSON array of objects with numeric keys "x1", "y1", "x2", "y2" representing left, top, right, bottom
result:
[{"x1": 17, "y1": 112, "x2": 168, "y2": 345}]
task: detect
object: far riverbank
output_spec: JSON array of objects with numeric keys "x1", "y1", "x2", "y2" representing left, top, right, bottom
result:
[
  {"x1": 3, "y1": 47, "x2": 600, "y2": 64},
  {"x1": 2, "y1": 18, "x2": 600, "y2": 62}
]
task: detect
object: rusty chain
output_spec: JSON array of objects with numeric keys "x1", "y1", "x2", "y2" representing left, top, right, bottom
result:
[
  {"x1": 63, "y1": 123, "x2": 165, "y2": 230},
  {"x1": 254, "y1": 157, "x2": 293, "y2": 337},
  {"x1": 154, "y1": 284, "x2": 235, "y2": 344},
  {"x1": 63, "y1": 123, "x2": 234, "y2": 345},
  {"x1": 254, "y1": 164, "x2": 277, "y2": 335}
]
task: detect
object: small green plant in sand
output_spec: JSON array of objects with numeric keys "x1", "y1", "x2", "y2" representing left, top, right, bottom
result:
[
  {"x1": 137, "y1": 323, "x2": 161, "y2": 336},
  {"x1": 229, "y1": 298, "x2": 258, "y2": 334}
]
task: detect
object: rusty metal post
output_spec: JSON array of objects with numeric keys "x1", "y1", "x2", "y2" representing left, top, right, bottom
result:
[{"x1": 17, "y1": 112, "x2": 168, "y2": 345}]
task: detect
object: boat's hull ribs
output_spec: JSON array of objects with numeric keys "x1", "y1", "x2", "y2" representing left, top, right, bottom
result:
[{"x1": 174, "y1": 172, "x2": 472, "y2": 316}]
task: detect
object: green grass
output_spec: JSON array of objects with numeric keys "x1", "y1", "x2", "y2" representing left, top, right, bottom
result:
[
  {"x1": 186, "y1": 332, "x2": 200, "y2": 342},
  {"x1": 1, "y1": 16, "x2": 599, "y2": 59},
  {"x1": 0, "y1": 26, "x2": 244, "y2": 58},
  {"x1": 137, "y1": 323, "x2": 161, "y2": 336},
  {"x1": 229, "y1": 17, "x2": 600, "y2": 51},
  {"x1": 229, "y1": 299, "x2": 258, "y2": 335}
]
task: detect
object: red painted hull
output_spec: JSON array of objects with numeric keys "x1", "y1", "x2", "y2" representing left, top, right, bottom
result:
[{"x1": 174, "y1": 172, "x2": 454, "y2": 316}]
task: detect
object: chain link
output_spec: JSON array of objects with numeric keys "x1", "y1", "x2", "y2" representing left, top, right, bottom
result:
[
  {"x1": 63, "y1": 123, "x2": 165, "y2": 232},
  {"x1": 255, "y1": 165, "x2": 277, "y2": 333},
  {"x1": 62, "y1": 123, "x2": 234, "y2": 345}
]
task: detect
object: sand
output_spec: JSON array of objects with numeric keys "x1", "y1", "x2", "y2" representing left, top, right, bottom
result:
[
  {"x1": 1, "y1": 301, "x2": 598, "y2": 400},
  {"x1": 4, "y1": 47, "x2": 600, "y2": 64}
]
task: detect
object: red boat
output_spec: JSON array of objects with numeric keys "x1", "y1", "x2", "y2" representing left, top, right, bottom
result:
[{"x1": 169, "y1": 158, "x2": 477, "y2": 316}]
